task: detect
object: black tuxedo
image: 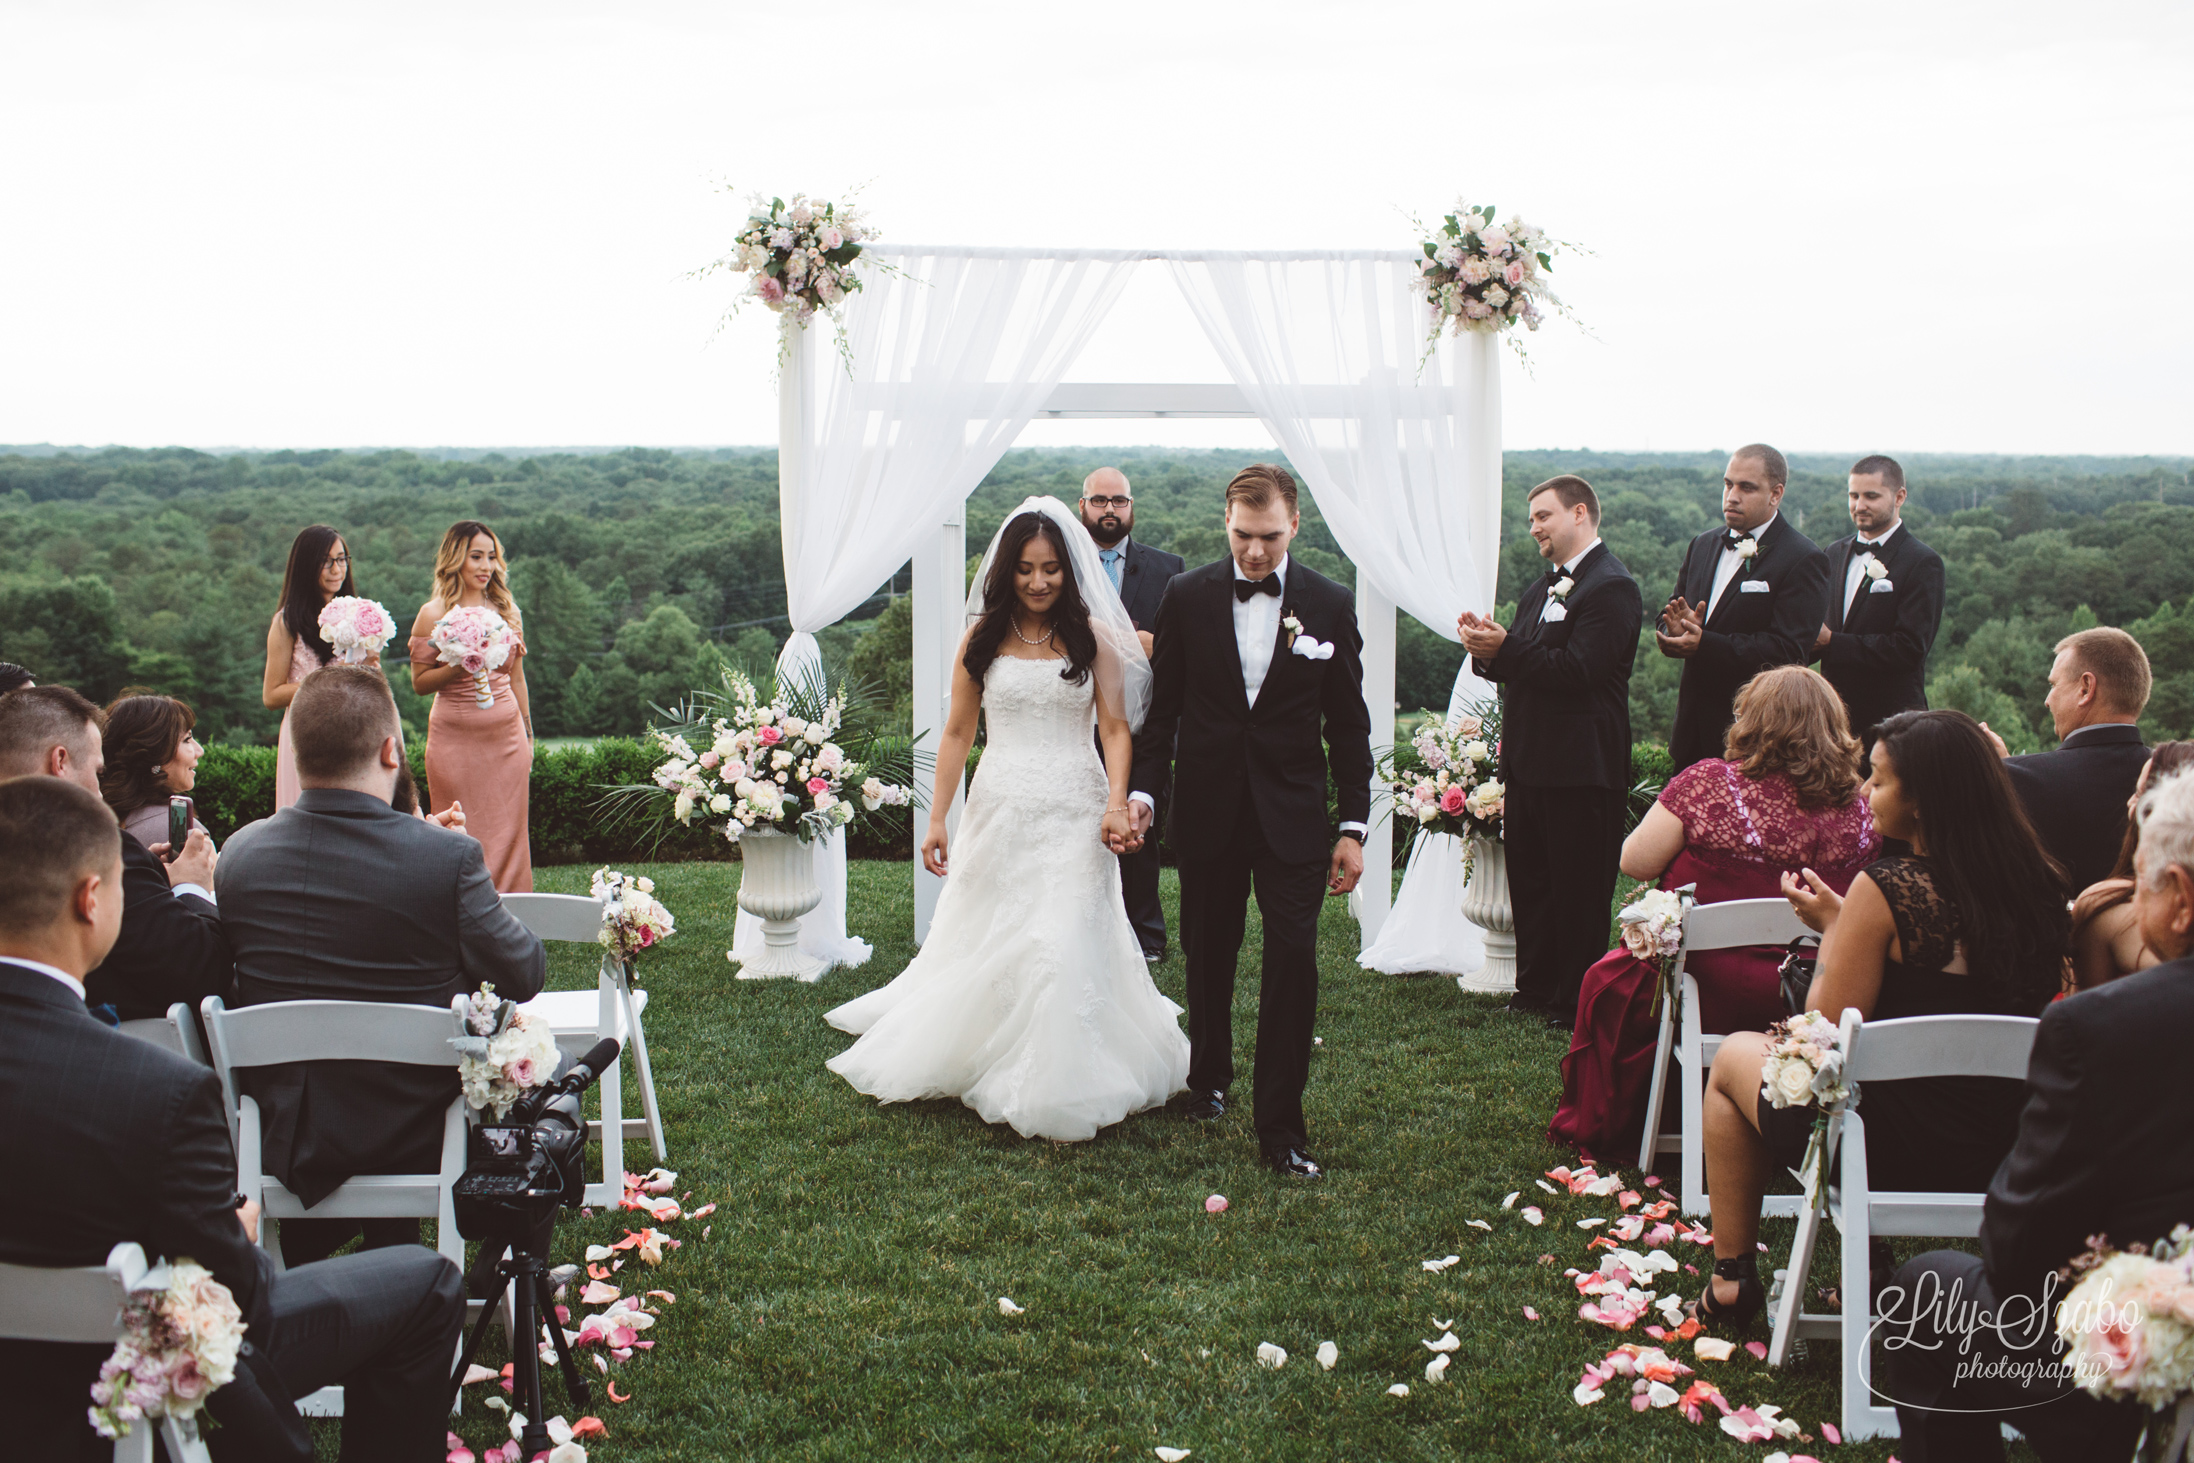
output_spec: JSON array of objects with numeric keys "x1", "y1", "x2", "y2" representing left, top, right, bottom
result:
[
  {"x1": 0, "y1": 960, "x2": 466, "y2": 1462},
  {"x1": 1131, "y1": 557, "x2": 1373, "y2": 1155},
  {"x1": 2005, "y1": 723, "x2": 2151, "y2": 893},
  {"x1": 1883, "y1": 961, "x2": 2194, "y2": 1460},
  {"x1": 81, "y1": 829, "x2": 232, "y2": 1022},
  {"x1": 1664, "y1": 515, "x2": 1831, "y2": 770},
  {"x1": 1473, "y1": 543, "x2": 1642, "y2": 1016},
  {"x1": 1814, "y1": 523, "x2": 1946, "y2": 748},
  {"x1": 1103, "y1": 535, "x2": 1185, "y2": 956}
]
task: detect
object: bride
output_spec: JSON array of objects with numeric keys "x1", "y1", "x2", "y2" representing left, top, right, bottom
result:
[{"x1": 824, "y1": 496, "x2": 1190, "y2": 1140}]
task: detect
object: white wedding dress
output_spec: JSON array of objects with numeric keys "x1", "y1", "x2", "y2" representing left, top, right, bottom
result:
[{"x1": 824, "y1": 655, "x2": 1190, "y2": 1141}]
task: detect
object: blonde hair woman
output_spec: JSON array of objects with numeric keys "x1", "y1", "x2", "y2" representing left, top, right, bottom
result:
[
  {"x1": 1549, "y1": 665, "x2": 1880, "y2": 1163},
  {"x1": 409, "y1": 520, "x2": 533, "y2": 892}
]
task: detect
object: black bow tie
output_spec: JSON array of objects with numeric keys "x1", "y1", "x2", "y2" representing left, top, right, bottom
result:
[
  {"x1": 1854, "y1": 542, "x2": 1881, "y2": 557},
  {"x1": 1234, "y1": 575, "x2": 1282, "y2": 602},
  {"x1": 1726, "y1": 530, "x2": 1756, "y2": 550},
  {"x1": 1546, "y1": 565, "x2": 1568, "y2": 584}
]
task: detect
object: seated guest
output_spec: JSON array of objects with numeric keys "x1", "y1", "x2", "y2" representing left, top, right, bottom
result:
[
  {"x1": 0, "y1": 775, "x2": 465, "y2": 1462},
  {"x1": 0, "y1": 662, "x2": 32, "y2": 695},
  {"x1": 0, "y1": 684, "x2": 230, "y2": 1021},
  {"x1": 1550, "y1": 665, "x2": 1878, "y2": 1162},
  {"x1": 2000, "y1": 626, "x2": 2153, "y2": 893},
  {"x1": 1686, "y1": 709, "x2": 2068, "y2": 1328},
  {"x1": 98, "y1": 689, "x2": 215, "y2": 852},
  {"x1": 2069, "y1": 740, "x2": 2194, "y2": 990},
  {"x1": 221, "y1": 664, "x2": 544, "y2": 1266},
  {"x1": 1878, "y1": 769, "x2": 2194, "y2": 1460}
]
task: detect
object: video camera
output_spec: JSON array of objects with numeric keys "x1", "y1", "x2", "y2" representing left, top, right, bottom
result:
[{"x1": 452, "y1": 1037, "x2": 621, "y2": 1247}]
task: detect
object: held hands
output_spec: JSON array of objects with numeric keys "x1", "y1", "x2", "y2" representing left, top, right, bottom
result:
[
  {"x1": 1654, "y1": 597, "x2": 1705, "y2": 659},
  {"x1": 1327, "y1": 836, "x2": 1364, "y2": 896},
  {"x1": 1780, "y1": 867, "x2": 1842, "y2": 933},
  {"x1": 1101, "y1": 808, "x2": 1135, "y2": 854},
  {"x1": 151, "y1": 827, "x2": 218, "y2": 891},
  {"x1": 1456, "y1": 610, "x2": 1506, "y2": 659},
  {"x1": 921, "y1": 823, "x2": 950, "y2": 878}
]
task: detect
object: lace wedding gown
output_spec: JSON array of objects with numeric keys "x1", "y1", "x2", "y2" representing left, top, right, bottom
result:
[{"x1": 824, "y1": 655, "x2": 1190, "y2": 1141}]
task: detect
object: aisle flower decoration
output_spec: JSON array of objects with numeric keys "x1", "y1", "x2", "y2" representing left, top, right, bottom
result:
[
  {"x1": 452, "y1": 983, "x2": 560, "y2": 1118},
  {"x1": 317, "y1": 595, "x2": 397, "y2": 664},
  {"x1": 591, "y1": 868, "x2": 674, "y2": 967},
  {"x1": 87, "y1": 1258, "x2": 244, "y2": 1441},
  {"x1": 702, "y1": 192, "x2": 890, "y2": 368},
  {"x1": 2056, "y1": 1224, "x2": 2194, "y2": 1457},
  {"x1": 1758, "y1": 1011, "x2": 1853, "y2": 1212},
  {"x1": 1380, "y1": 699, "x2": 1503, "y2": 872},
  {"x1": 1410, "y1": 200, "x2": 1570, "y2": 361},
  {"x1": 429, "y1": 605, "x2": 516, "y2": 709},
  {"x1": 1619, "y1": 884, "x2": 1696, "y2": 1016}
]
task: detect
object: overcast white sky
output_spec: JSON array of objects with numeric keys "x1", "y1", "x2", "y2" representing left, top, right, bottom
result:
[{"x1": 3, "y1": 0, "x2": 2188, "y2": 456}]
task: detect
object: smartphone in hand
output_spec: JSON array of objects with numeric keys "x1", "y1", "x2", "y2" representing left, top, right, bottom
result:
[{"x1": 165, "y1": 795, "x2": 194, "y2": 861}]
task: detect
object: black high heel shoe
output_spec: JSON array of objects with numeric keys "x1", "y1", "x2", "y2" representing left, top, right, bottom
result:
[{"x1": 1687, "y1": 1255, "x2": 1765, "y2": 1330}]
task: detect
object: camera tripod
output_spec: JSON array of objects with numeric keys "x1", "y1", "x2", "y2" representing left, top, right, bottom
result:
[{"x1": 450, "y1": 1239, "x2": 591, "y2": 1458}]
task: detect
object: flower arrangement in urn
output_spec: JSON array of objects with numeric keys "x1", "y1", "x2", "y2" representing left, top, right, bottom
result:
[
  {"x1": 1410, "y1": 200, "x2": 1567, "y2": 358},
  {"x1": 87, "y1": 1258, "x2": 245, "y2": 1441},
  {"x1": 641, "y1": 665, "x2": 915, "y2": 847},
  {"x1": 1384, "y1": 700, "x2": 1505, "y2": 847}
]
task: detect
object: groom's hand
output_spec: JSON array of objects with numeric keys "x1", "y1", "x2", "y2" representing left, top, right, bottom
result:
[
  {"x1": 1128, "y1": 799, "x2": 1152, "y2": 838},
  {"x1": 1327, "y1": 836, "x2": 1363, "y2": 895}
]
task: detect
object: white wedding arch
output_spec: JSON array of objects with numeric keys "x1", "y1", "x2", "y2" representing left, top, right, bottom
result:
[{"x1": 747, "y1": 244, "x2": 1505, "y2": 961}]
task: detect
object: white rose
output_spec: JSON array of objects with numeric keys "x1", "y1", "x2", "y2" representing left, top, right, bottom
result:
[
  {"x1": 772, "y1": 750, "x2": 793, "y2": 770},
  {"x1": 1768, "y1": 1057, "x2": 1815, "y2": 1109},
  {"x1": 1865, "y1": 557, "x2": 1889, "y2": 580},
  {"x1": 1461, "y1": 740, "x2": 1490, "y2": 762},
  {"x1": 709, "y1": 793, "x2": 731, "y2": 814},
  {"x1": 1737, "y1": 537, "x2": 1759, "y2": 560},
  {"x1": 734, "y1": 778, "x2": 757, "y2": 798},
  {"x1": 782, "y1": 716, "x2": 807, "y2": 738}
]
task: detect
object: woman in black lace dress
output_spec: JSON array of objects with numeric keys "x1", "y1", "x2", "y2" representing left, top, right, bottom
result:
[{"x1": 1686, "y1": 709, "x2": 2069, "y2": 1327}]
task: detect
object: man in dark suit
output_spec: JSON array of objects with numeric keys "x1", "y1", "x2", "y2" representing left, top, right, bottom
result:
[
  {"x1": 1129, "y1": 464, "x2": 1373, "y2": 1179},
  {"x1": 1460, "y1": 475, "x2": 1643, "y2": 1028},
  {"x1": 0, "y1": 683, "x2": 231, "y2": 1022},
  {"x1": 1880, "y1": 767, "x2": 2194, "y2": 1460},
  {"x1": 0, "y1": 774, "x2": 465, "y2": 1463},
  {"x1": 1811, "y1": 454, "x2": 1946, "y2": 754},
  {"x1": 1656, "y1": 444, "x2": 1832, "y2": 771},
  {"x1": 1081, "y1": 466, "x2": 1186, "y2": 961},
  {"x1": 1995, "y1": 626, "x2": 2154, "y2": 893},
  {"x1": 220, "y1": 665, "x2": 545, "y2": 1265}
]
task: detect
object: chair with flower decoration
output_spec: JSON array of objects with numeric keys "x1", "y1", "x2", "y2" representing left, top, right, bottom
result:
[
  {"x1": 1637, "y1": 897, "x2": 1817, "y2": 1219},
  {"x1": 500, "y1": 892, "x2": 664, "y2": 1208},
  {"x1": 0, "y1": 1241, "x2": 214, "y2": 1462},
  {"x1": 1764, "y1": 1006, "x2": 2040, "y2": 1442}
]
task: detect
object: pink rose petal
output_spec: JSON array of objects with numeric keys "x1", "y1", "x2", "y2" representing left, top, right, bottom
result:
[
  {"x1": 1745, "y1": 1341, "x2": 1768, "y2": 1360},
  {"x1": 1522, "y1": 1306, "x2": 1539, "y2": 1321},
  {"x1": 1821, "y1": 1422, "x2": 1841, "y2": 1444},
  {"x1": 1206, "y1": 1194, "x2": 1229, "y2": 1213}
]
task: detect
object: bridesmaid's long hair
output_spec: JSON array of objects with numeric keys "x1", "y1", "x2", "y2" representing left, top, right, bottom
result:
[
  {"x1": 962, "y1": 512, "x2": 1096, "y2": 689},
  {"x1": 277, "y1": 525, "x2": 354, "y2": 666},
  {"x1": 1872, "y1": 709, "x2": 2069, "y2": 1009},
  {"x1": 432, "y1": 521, "x2": 521, "y2": 630}
]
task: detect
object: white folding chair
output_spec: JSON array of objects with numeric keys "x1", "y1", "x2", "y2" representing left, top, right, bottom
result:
[
  {"x1": 1637, "y1": 897, "x2": 1815, "y2": 1217},
  {"x1": 200, "y1": 994, "x2": 470, "y2": 1418},
  {"x1": 1765, "y1": 1008, "x2": 2041, "y2": 1442},
  {"x1": 0, "y1": 1241, "x2": 213, "y2": 1461},
  {"x1": 117, "y1": 1001, "x2": 210, "y2": 1067},
  {"x1": 502, "y1": 892, "x2": 666, "y2": 1207}
]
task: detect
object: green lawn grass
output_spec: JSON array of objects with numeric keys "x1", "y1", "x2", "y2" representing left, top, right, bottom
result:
[{"x1": 408, "y1": 859, "x2": 2003, "y2": 1462}]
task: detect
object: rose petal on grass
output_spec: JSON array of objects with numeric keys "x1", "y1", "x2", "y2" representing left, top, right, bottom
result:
[
  {"x1": 579, "y1": 1281, "x2": 620, "y2": 1306},
  {"x1": 646, "y1": 1290, "x2": 675, "y2": 1304},
  {"x1": 1431, "y1": 1317, "x2": 1453, "y2": 1329},
  {"x1": 1316, "y1": 1341, "x2": 1338, "y2": 1370},
  {"x1": 1535, "y1": 1179, "x2": 1559, "y2": 1194},
  {"x1": 1256, "y1": 1342, "x2": 1287, "y2": 1369},
  {"x1": 1746, "y1": 1341, "x2": 1769, "y2": 1360},
  {"x1": 1422, "y1": 1331, "x2": 1460, "y2": 1353},
  {"x1": 1521, "y1": 1207, "x2": 1544, "y2": 1226},
  {"x1": 570, "y1": 1417, "x2": 606, "y2": 1439},
  {"x1": 1523, "y1": 1306, "x2": 1540, "y2": 1321},
  {"x1": 1421, "y1": 1255, "x2": 1460, "y2": 1272},
  {"x1": 1424, "y1": 1353, "x2": 1450, "y2": 1383},
  {"x1": 997, "y1": 1297, "x2": 1025, "y2": 1316},
  {"x1": 1205, "y1": 1194, "x2": 1228, "y2": 1213},
  {"x1": 691, "y1": 1203, "x2": 717, "y2": 1220},
  {"x1": 462, "y1": 1364, "x2": 499, "y2": 1386},
  {"x1": 1573, "y1": 1381, "x2": 1605, "y2": 1405},
  {"x1": 1465, "y1": 1219, "x2": 1492, "y2": 1231},
  {"x1": 606, "y1": 1382, "x2": 631, "y2": 1404},
  {"x1": 1694, "y1": 1337, "x2": 1736, "y2": 1362},
  {"x1": 584, "y1": 1245, "x2": 613, "y2": 1262},
  {"x1": 1821, "y1": 1422, "x2": 1841, "y2": 1443},
  {"x1": 1501, "y1": 1191, "x2": 1520, "y2": 1209},
  {"x1": 1388, "y1": 1384, "x2": 1410, "y2": 1398},
  {"x1": 1576, "y1": 1218, "x2": 1606, "y2": 1229},
  {"x1": 1155, "y1": 1450, "x2": 1192, "y2": 1463}
]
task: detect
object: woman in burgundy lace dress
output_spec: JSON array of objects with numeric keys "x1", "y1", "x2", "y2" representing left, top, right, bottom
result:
[{"x1": 1549, "y1": 666, "x2": 1878, "y2": 1163}]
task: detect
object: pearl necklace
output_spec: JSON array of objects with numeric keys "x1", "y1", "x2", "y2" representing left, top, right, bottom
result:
[{"x1": 1010, "y1": 614, "x2": 1055, "y2": 648}]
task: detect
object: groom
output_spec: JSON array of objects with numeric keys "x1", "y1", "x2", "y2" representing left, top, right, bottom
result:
[{"x1": 1129, "y1": 463, "x2": 1373, "y2": 1179}]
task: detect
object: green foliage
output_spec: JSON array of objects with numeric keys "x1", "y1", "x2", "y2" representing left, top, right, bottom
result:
[
  {"x1": 0, "y1": 577, "x2": 135, "y2": 703},
  {"x1": 189, "y1": 743, "x2": 279, "y2": 841},
  {"x1": 840, "y1": 592, "x2": 914, "y2": 727}
]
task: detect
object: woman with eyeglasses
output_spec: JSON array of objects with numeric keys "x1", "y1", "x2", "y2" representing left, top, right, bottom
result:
[{"x1": 265, "y1": 525, "x2": 372, "y2": 809}]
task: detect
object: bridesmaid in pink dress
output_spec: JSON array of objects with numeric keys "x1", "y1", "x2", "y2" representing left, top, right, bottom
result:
[
  {"x1": 1548, "y1": 667, "x2": 1879, "y2": 1165},
  {"x1": 409, "y1": 520, "x2": 533, "y2": 893},
  {"x1": 263, "y1": 525, "x2": 374, "y2": 809}
]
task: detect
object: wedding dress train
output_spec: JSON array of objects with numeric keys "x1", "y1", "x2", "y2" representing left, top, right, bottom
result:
[{"x1": 824, "y1": 655, "x2": 1190, "y2": 1141}]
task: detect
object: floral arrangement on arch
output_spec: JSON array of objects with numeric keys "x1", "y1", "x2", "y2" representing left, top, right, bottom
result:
[
  {"x1": 317, "y1": 596, "x2": 397, "y2": 665},
  {"x1": 1410, "y1": 201, "x2": 1567, "y2": 358},
  {"x1": 87, "y1": 1258, "x2": 244, "y2": 1441},
  {"x1": 451, "y1": 983, "x2": 560, "y2": 1119},
  {"x1": 704, "y1": 192, "x2": 889, "y2": 367},
  {"x1": 2056, "y1": 1223, "x2": 2194, "y2": 1451},
  {"x1": 592, "y1": 868, "x2": 674, "y2": 967},
  {"x1": 1758, "y1": 1011, "x2": 1854, "y2": 1212},
  {"x1": 1382, "y1": 699, "x2": 1505, "y2": 860},
  {"x1": 632, "y1": 663, "x2": 917, "y2": 847}
]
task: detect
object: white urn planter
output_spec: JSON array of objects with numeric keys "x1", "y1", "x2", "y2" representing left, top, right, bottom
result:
[
  {"x1": 1457, "y1": 835, "x2": 1517, "y2": 994},
  {"x1": 731, "y1": 827, "x2": 827, "y2": 981}
]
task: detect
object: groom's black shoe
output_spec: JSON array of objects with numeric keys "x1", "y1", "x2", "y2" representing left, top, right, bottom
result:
[
  {"x1": 1263, "y1": 1147, "x2": 1323, "y2": 1180},
  {"x1": 1176, "y1": 1089, "x2": 1226, "y2": 1121}
]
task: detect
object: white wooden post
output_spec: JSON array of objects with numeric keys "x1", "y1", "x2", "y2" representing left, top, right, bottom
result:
[
  {"x1": 911, "y1": 507, "x2": 967, "y2": 944},
  {"x1": 1356, "y1": 580, "x2": 1396, "y2": 948}
]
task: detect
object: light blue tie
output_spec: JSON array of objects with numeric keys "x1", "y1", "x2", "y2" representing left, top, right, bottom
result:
[{"x1": 1100, "y1": 548, "x2": 1123, "y2": 591}]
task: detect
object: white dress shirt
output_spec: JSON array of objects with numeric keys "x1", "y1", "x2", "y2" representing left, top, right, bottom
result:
[
  {"x1": 1706, "y1": 512, "x2": 1777, "y2": 621},
  {"x1": 4, "y1": 955, "x2": 85, "y2": 1001},
  {"x1": 1843, "y1": 519, "x2": 1903, "y2": 616},
  {"x1": 1538, "y1": 538, "x2": 1601, "y2": 624}
]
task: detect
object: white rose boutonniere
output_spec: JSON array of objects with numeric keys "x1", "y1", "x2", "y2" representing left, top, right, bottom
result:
[
  {"x1": 1281, "y1": 611, "x2": 1303, "y2": 647},
  {"x1": 1863, "y1": 556, "x2": 1889, "y2": 581},
  {"x1": 1735, "y1": 537, "x2": 1759, "y2": 562},
  {"x1": 1551, "y1": 576, "x2": 1575, "y2": 601}
]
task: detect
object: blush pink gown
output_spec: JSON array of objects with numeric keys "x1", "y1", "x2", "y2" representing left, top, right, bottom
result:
[
  {"x1": 410, "y1": 631, "x2": 533, "y2": 893},
  {"x1": 273, "y1": 617, "x2": 327, "y2": 811}
]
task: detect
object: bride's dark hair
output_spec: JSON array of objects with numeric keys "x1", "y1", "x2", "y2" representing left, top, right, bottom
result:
[{"x1": 963, "y1": 512, "x2": 1097, "y2": 689}]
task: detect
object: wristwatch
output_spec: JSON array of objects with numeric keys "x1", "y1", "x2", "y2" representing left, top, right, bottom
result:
[{"x1": 1336, "y1": 828, "x2": 1365, "y2": 845}]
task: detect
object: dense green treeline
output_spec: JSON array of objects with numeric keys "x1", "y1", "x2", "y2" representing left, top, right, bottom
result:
[{"x1": 3, "y1": 444, "x2": 2191, "y2": 752}]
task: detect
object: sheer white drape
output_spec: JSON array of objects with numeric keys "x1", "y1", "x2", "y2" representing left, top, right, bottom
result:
[
  {"x1": 1165, "y1": 253, "x2": 1502, "y2": 677},
  {"x1": 752, "y1": 250, "x2": 1141, "y2": 970}
]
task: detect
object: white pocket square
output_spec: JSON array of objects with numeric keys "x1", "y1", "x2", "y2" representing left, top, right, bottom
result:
[
  {"x1": 1541, "y1": 602, "x2": 1569, "y2": 622},
  {"x1": 1869, "y1": 578, "x2": 1894, "y2": 593},
  {"x1": 1291, "y1": 635, "x2": 1335, "y2": 660},
  {"x1": 1739, "y1": 580, "x2": 1770, "y2": 593}
]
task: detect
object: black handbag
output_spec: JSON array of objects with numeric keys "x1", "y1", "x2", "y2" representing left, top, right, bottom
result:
[{"x1": 1778, "y1": 936, "x2": 1821, "y2": 1017}]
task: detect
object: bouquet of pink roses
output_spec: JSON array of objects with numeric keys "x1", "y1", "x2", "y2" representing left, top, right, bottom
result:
[
  {"x1": 2057, "y1": 1225, "x2": 2194, "y2": 1459},
  {"x1": 592, "y1": 868, "x2": 675, "y2": 966},
  {"x1": 429, "y1": 605, "x2": 515, "y2": 709},
  {"x1": 87, "y1": 1257, "x2": 244, "y2": 1441},
  {"x1": 317, "y1": 595, "x2": 397, "y2": 664},
  {"x1": 450, "y1": 983, "x2": 559, "y2": 1118}
]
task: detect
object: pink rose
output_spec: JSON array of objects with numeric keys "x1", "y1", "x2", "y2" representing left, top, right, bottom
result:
[
  {"x1": 503, "y1": 1056, "x2": 540, "y2": 1088},
  {"x1": 461, "y1": 653, "x2": 486, "y2": 674},
  {"x1": 1439, "y1": 786, "x2": 1467, "y2": 815},
  {"x1": 757, "y1": 276, "x2": 785, "y2": 304},
  {"x1": 1504, "y1": 260, "x2": 1527, "y2": 287},
  {"x1": 699, "y1": 751, "x2": 719, "y2": 769},
  {"x1": 758, "y1": 726, "x2": 784, "y2": 745},
  {"x1": 167, "y1": 1356, "x2": 209, "y2": 1402},
  {"x1": 807, "y1": 777, "x2": 829, "y2": 794}
]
